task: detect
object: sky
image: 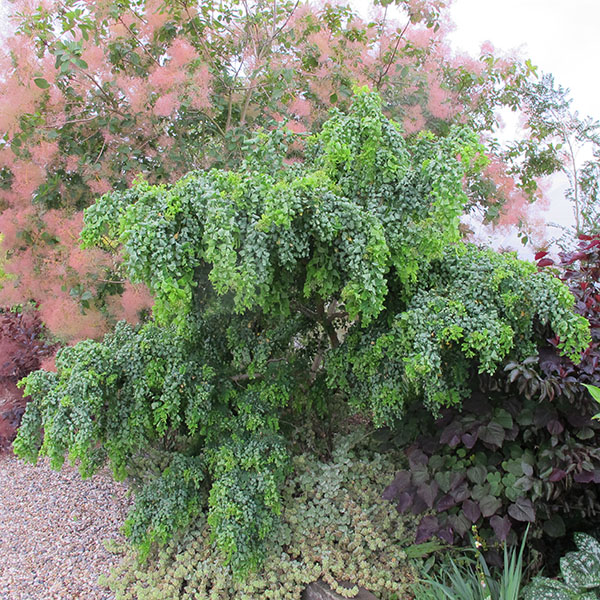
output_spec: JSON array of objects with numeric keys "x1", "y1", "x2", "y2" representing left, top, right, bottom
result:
[{"x1": 449, "y1": 0, "x2": 600, "y2": 119}]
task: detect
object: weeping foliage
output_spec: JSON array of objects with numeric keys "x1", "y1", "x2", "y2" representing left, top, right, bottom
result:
[{"x1": 14, "y1": 90, "x2": 590, "y2": 572}]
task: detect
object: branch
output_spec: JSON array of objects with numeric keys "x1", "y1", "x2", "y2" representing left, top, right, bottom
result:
[
  {"x1": 292, "y1": 301, "x2": 318, "y2": 320},
  {"x1": 117, "y1": 15, "x2": 161, "y2": 67},
  {"x1": 40, "y1": 114, "x2": 100, "y2": 129},
  {"x1": 317, "y1": 299, "x2": 340, "y2": 349},
  {"x1": 93, "y1": 137, "x2": 107, "y2": 165},
  {"x1": 230, "y1": 357, "x2": 287, "y2": 384},
  {"x1": 269, "y1": 0, "x2": 299, "y2": 46},
  {"x1": 562, "y1": 124, "x2": 580, "y2": 233},
  {"x1": 77, "y1": 70, "x2": 129, "y2": 117},
  {"x1": 231, "y1": 372, "x2": 260, "y2": 384},
  {"x1": 376, "y1": 19, "x2": 411, "y2": 90},
  {"x1": 328, "y1": 311, "x2": 348, "y2": 320}
]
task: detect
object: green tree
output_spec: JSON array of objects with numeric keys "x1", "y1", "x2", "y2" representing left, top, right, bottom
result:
[
  {"x1": 14, "y1": 90, "x2": 590, "y2": 573},
  {"x1": 503, "y1": 73, "x2": 600, "y2": 240},
  {"x1": 0, "y1": 0, "x2": 546, "y2": 340}
]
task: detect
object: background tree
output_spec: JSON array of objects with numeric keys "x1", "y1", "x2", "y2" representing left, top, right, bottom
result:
[
  {"x1": 0, "y1": 0, "x2": 556, "y2": 341},
  {"x1": 514, "y1": 74, "x2": 600, "y2": 239}
]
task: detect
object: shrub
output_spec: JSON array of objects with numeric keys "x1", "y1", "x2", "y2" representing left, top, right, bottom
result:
[
  {"x1": 382, "y1": 234, "x2": 600, "y2": 561},
  {"x1": 0, "y1": 307, "x2": 56, "y2": 449},
  {"x1": 14, "y1": 91, "x2": 589, "y2": 571},
  {"x1": 382, "y1": 390, "x2": 600, "y2": 551},
  {"x1": 522, "y1": 234, "x2": 600, "y2": 404}
]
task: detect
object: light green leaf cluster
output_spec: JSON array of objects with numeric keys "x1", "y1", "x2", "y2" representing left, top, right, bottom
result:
[
  {"x1": 326, "y1": 245, "x2": 590, "y2": 423},
  {"x1": 103, "y1": 432, "x2": 418, "y2": 600},
  {"x1": 14, "y1": 313, "x2": 292, "y2": 572},
  {"x1": 81, "y1": 88, "x2": 484, "y2": 325}
]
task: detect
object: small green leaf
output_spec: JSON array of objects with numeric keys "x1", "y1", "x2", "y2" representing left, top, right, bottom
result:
[
  {"x1": 583, "y1": 383, "x2": 600, "y2": 403},
  {"x1": 74, "y1": 57, "x2": 89, "y2": 70},
  {"x1": 34, "y1": 78, "x2": 50, "y2": 89},
  {"x1": 543, "y1": 515, "x2": 566, "y2": 538},
  {"x1": 479, "y1": 494, "x2": 501, "y2": 517}
]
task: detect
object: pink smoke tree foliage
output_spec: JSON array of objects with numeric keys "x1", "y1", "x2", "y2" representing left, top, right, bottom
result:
[{"x1": 0, "y1": 0, "x2": 572, "y2": 341}]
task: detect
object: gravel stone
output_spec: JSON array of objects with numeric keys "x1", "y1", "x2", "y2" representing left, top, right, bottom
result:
[{"x1": 0, "y1": 452, "x2": 132, "y2": 600}]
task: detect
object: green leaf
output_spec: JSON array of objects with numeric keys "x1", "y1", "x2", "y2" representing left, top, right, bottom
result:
[
  {"x1": 524, "y1": 577, "x2": 571, "y2": 600},
  {"x1": 479, "y1": 422, "x2": 505, "y2": 448},
  {"x1": 34, "y1": 78, "x2": 50, "y2": 89},
  {"x1": 466, "y1": 464, "x2": 487, "y2": 485},
  {"x1": 494, "y1": 408, "x2": 514, "y2": 429},
  {"x1": 543, "y1": 515, "x2": 566, "y2": 538},
  {"x1": 583, "y1": 383, "x2": 600, "y2": 403},
  {"x1": 479, "y1": 494, "x2": 501, "y2": 517},
  {"x1": 73, "y1": 58, "x2": 89, "y2": 70}
]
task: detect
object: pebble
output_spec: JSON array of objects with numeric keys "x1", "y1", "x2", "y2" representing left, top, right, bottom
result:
[{"x1": 0, "y1": 452, "x2": 132, "y2": 600}]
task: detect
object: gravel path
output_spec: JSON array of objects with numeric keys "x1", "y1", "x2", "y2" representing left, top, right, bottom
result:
[{"x1": 0, "y1": 452, "x2": 132, "y2": 600}]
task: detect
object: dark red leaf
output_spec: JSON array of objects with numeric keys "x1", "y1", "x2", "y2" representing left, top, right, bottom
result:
[
  {"x1": 382, "y1": 471, "x2": 411, "y2": 500},
  {"x1": 451, "y1": 481, "x2": 470, "y2": 504},
  {"x1": 490, "y1": 515, "x2": 511, "y2": 541},
  {"x1": 565, "y1": 252, "x2": 588, "y2": 264},
  {"x1": 415, "y1": 515, "x2": 439, "y2": 544},
  {"x1": 407, "y1": 448, "x2": 429, "y2": 469},
  {"x1": 418, "y1": 481, "x2": 439, "y2": 509},
  {"x1": 537, "y1": 258, "x2": 555, "y2": 267},
  {"x1": 411, "y1": 495, "x2": 428, "y2": 515},
  {"x1": 462, "y1": 499, "x2": 481, "y2": 523},
  {"x1": 546, "y1": 420, "x2": 564, "y2": 435},
  {"x1": 437, "y1": 527, "x2": 454, "y2": 544},
  {"x1": 508, "y1": 497, "x2": 535, "y2": 522},
  {"x1": 574, "y1": 471, "x2": 595, "y2": 483},
  {"x1": 461, "y1": 431, "x2": 478, "y2": 449},
  {"x1": 436, "y1": 494, "x2": 457, "y2": 512},
  {"x1": 449, "y1": 472, "x2": 466, "y2": 491},
  {"x1": 440, "y1": 421, "x2": 463, "y2": 447},
  {"x1": 396, "y1": 492, "x2": 412, "y2": 513}
]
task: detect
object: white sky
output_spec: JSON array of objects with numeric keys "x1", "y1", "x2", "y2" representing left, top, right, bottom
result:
[{"x1": 449, "y1": 0, "x2": 600, "y2": 119}]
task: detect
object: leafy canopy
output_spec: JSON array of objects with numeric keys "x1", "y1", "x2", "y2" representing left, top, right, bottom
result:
[
  {"x1": 14, "y1": 90, "x2": 590, "y2": 572},
  {"x1": 0, "y1": 0, "x2": 577, "y2": 341}
]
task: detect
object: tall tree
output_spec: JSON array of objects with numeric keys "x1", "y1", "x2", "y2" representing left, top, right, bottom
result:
[{"x1": 0, "y1": 0, "x2": 548, "y2": 340}]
